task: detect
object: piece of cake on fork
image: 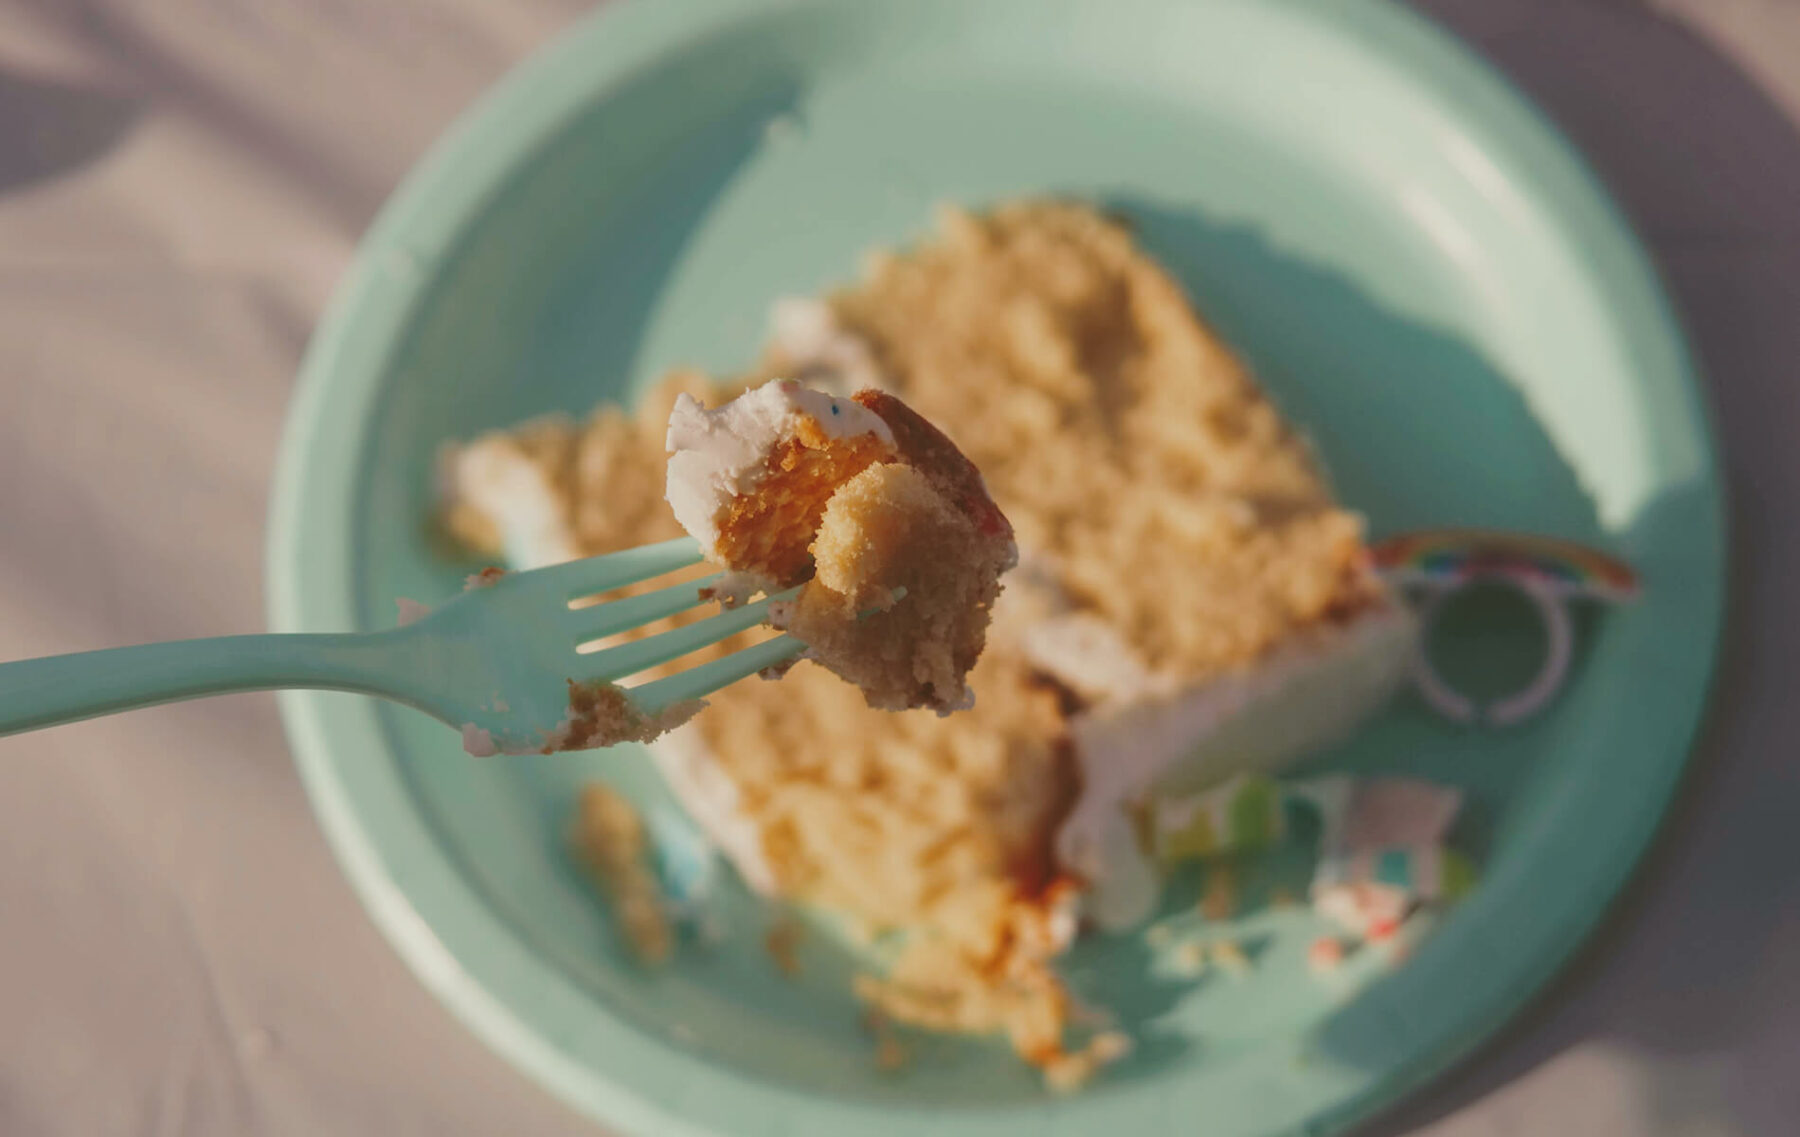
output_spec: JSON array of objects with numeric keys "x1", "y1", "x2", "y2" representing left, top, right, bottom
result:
[{"x1": 664, "y1": 378, "x2": 1017, "y2": 715}]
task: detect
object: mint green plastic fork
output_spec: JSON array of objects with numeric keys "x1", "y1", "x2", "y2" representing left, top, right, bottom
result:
[{"x1": 0, "y1": 537, "x2": 800, "y2": 754}]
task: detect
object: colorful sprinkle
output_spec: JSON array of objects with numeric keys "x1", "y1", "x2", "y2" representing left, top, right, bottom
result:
[{"x1": 1307, "y1": 936, "x2": 1346, "y2": 974}]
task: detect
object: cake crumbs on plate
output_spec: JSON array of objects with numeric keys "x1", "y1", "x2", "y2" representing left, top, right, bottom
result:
[
  {"x1": 765, "y1": 916, "x2": 805, "y2": 977},
  {"x1": 1170, "y1": 938, "x2": 1209, "y2": 978},
  {"x1": 1200, "y1": 863, "x2": 1239, "y2": 922},
  {"x1": 569, "y1": 786, "x2": 672, "y2": 966},
  {"x1": 864, "y1": 1011, "x2": 911, "y2": 1073},
  {"x1": 1307, "y1": 935, "x2": 1347, "y2": 975},
  {"x1": 1042, "y1": 1030, "x2": 1133, "y2": 1094},
  {"x1": 1210, "y1": 938, "x2": 1252, "y2": 978}
]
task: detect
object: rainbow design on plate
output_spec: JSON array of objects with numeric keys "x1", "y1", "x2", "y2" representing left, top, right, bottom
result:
[{"x1": 1369, "y1": 528, "x2": 1640, "y2": 602}]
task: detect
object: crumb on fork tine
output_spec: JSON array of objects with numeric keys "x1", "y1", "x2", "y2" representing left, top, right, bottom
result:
[{"x1": 544, "y1": 678, "x2": 703, "y2": 753}]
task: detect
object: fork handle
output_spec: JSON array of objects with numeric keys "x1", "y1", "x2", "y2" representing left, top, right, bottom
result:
[{"x1": 0, "y1": 632, "x2": 413, "y2": 738}]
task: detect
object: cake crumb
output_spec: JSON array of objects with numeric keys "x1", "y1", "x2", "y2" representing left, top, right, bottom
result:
[
  {"x1": 570, "y1": 786, "x2": 672, "y2": 966},
  {"x1": 1042, "y1": 1031, "x2": 1133, "y2": 1094},
  {"x1": 465, "y1": 565, "x2": 507, "y2": 590},
  {"x1": 865, "y1": 1011, "x2": 910, "y2": 1072},
  {"x1": 766, "y1": 917, "x2": 804, "y2": 977},
  {"x1": 1210, "y1": 939, "x2": 1252, "y2": 978},
  {"x1": 1200, "y1": 864, "x2": 1239, "y2": 922},
  {"x1": 1307, "y1": 935, "x2": 1346, "y2": 975},
  {"x1": 875, "y1": 1032, "x2": 909, "y2": 1072},
  {"x1": 1377, "y1": 921, "x2": 1419, "y2": 965},
  {"x1": 1170, "y1": 939, "x2": 1208, "y2": 978},
  {"x1": 542, "y1": 679, "x2": 704, "y2": 753}
]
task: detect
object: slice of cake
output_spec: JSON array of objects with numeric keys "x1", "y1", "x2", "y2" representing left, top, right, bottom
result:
[{"x1": 441, "y1": 200, "x2": 1417, "y2": 1087}]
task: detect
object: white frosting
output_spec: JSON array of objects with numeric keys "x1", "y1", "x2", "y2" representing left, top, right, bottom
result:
[
  {"x1": 664, "y1": 378, "x2": 895, "y2": 556},
  {"x1": 1020, "y1": 612, "x2": 1167, "y2": 705},
  {"x1": 768, "y1": 297, "x2": 886, "y2": 395},
  {"x1": 444, "y1": 437, "x2": 581, "y2": 569},
  {"x1": 652, "y1": 722, "x2": 778, "y2": 894},
  {"x1": 1078, "y1": 810, "x2": 1165, "y2": 930},
  {"x1": 1053, "y1": 603, "x2": 1420, "y2": 930}
]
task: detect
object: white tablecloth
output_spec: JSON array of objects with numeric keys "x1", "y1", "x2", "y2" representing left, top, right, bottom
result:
[{"x1": 3, "y1": 2, "x2": 1797, "y2": 1133}]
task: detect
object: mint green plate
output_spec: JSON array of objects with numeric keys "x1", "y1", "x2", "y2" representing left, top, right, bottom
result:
[{"x1": 267, "y1": 1, "x2": 1725, "y2": 1134}]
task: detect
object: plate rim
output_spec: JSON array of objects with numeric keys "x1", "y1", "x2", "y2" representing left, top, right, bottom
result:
[{"x1": 266, "y1": 1, "x2": 1728, "y2": 1134}]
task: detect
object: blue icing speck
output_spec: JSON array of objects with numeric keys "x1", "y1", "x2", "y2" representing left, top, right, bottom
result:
[{"x1": 646, "y1": 808, "x2": 717, "y2": 920}]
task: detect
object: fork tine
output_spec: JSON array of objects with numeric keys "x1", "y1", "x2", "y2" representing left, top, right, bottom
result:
[
  {"x1": 568, "y1": 572, "x2": 723, "y2": 645},
  {"x1": 630, "y1": 635, "x2": 804, "y2": 713},
  {"x1": 582, "y1": 587, "x2": 802, "y2": 680},
  {"x1": 517, "y1": 537, "x2": 706, "y2": 602}
]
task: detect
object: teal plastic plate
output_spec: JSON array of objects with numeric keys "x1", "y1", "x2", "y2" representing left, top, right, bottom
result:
[{"x1": 267, "y1": 1, "x2": 1725, "y2": 1134}]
